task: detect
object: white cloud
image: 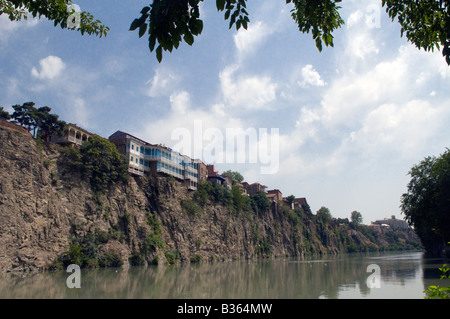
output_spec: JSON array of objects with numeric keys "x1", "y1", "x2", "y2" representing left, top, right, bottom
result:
[
  {"x1": 298, "y1": 64, "x2": 326, "y2": 88},
  {"x1": 170, "y1": 91, "x2": 190, "y2": 114},
  {"x1": 347, "y1": 10, "x2": 364, "y2": 28},
  {"x1": 234, "y1": 21, "x2": 272, "y2": 59},
  {"x1": 219, "y1": 65, "x2": 277, "y2": 111},
  {"x1": 31, "y1": 56, "x2": 66, "y2": 80},
  {"x1": 147, "y1": 67, "x2": 180, "y2": 97},
  {"x1": 0, "y1": 14, "x2": 39, "y2": 41}
]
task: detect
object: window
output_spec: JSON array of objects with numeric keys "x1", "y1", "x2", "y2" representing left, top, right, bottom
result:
[
  {"x1": 130, "y1": 156, "x2": 133, "y2": 162},
  {"x1": 140, "y1": 146, "x2": 144, "y2": 153}
]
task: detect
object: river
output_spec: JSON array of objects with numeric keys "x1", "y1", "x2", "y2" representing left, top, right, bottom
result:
[{"x1": 0, "y1": 251, "x2": 448, "y2": 299}]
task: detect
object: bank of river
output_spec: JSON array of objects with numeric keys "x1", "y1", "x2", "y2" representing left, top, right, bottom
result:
[{"x1": 0, "y1": 251, "x2": 448, "y2": 298}]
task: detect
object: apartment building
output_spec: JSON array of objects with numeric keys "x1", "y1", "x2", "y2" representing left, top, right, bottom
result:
[{"x1": 108, "y1": 130, "x2": 202, "y2": 190}]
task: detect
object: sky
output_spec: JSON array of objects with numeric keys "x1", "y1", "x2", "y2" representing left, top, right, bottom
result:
[{"x1": 1, "y1": 0, "x2": 450, "y2": 224}]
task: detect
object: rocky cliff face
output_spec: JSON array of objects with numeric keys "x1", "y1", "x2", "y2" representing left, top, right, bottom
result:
[{"x1": 0, "y1": 123, "x2": 422, "y2": 272}]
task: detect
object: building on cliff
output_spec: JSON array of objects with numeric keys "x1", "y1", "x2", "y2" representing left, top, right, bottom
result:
[
  {"x1": 50, "y1": 123, "x2": 94, "y2": 146},
  {"x1": 108, "y1": 130, "x2": 203, "y2": 190},
  {"x1": 266, "y1": 189, "x2": 283, "y2": 203},
  {"x1": 371, "y1": 215, "x2": 409, "y2": 230}
]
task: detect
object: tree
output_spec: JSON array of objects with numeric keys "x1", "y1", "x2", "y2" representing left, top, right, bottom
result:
[
  {"x1": 250, "y1": 191, "x2": 271, "y2": 215},
  {"x1": 80, "y1": 136, "x2": 129, "y2": 193},
  {"x1": 316, "y1": 206, "x2": 332, "y2": 224},
  {"x1": 383, "y1": 0, "x2": 450, "y2": 65},
  {"x1": 10, "y1": 102, "x2": 65, "y2": 139},
  {"x1": 11, "y1": 102, "x2": 37, "y2": 133},
  {"x1": 401, "y1": 148, "x2": 450, "y2": 257},
  {"x1": 351, "y1": 211, "x2": 363, "y2": 225},
  {"x1": 0, "y1": 106, "x2": 10, "y2": 120},
  {"x1": 222, "y1": 170, "x2": 244, "y2": 183},
  {"x1": 0, "y1": 0, "x2": 108, "y2": 38},
  {"x1": 130, "y1": 0, "x2": 345, "y2": 62},
  {"x1": 35, "y1": 106, "x2": 66, "y2": 142},
  {"x1": 285, "y1": 195, "x2": 296, "y2": 207}
]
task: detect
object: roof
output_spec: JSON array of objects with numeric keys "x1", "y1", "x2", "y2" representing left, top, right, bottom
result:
[{"x1": 66, "y1": 123, "x2": 96, "y2": 136}]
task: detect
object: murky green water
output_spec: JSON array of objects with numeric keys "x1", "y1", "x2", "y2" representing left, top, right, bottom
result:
[{"x1": 0, "y1": 251, "x2": 448, "y2": 299}]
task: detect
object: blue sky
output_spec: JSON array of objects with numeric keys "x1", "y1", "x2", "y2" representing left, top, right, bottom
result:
[{"x1": 1, "y1": 0, "x2": 450, "y2": 224}]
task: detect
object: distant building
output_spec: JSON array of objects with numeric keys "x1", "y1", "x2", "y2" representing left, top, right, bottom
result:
[
  {"x1": 109, "y1": 130, "x2": 200, "y2": 190},
  {"x1": 372, "y1": 215, "x2": 409, "y2": 230},
  {"x1": 51, "y1": 123, "x2": 94, "y2": 146},
  {"x1": 206, "y1": 164, "x2": 218, "y2": 177},
  {"x1": 266, "y1": 189, "x2": 283, "y2": 203},
  {"x1": 195, "y1": 159, "x2": 208, "y2": 182},
  {"x1": 244, "y1": 182, "x2": 267, "y2": 195},
  {"x1": 292, "y1": 197, "x2": 308, "y2": 209}
]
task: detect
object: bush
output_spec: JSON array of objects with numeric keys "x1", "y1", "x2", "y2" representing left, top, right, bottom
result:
[
  {"x1": 190, "y1": 254, "x2": 202, "y2": 263},
  {"x1": 80, "y1": 136, "x2": 129, "y2": 193},
  {"x1": 129, "y1": 252, "x2": 146, "y2": 266},
  {"x1": 99, "y1": 252, "x2": 123, "y2": 268},
  {"x1": 181, "y1": 199, "x2": 202, "y2": 216},
  {"x1": 250, "y1": 191, "x2": 271, "y2": 215},
  {"x1": 164, "y1": 250, "x2": 180, "y2": 264}
]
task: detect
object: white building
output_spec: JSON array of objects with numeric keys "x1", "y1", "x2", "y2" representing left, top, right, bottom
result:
[{"x1": 109, "y1": 131, "x2": 201, "y2": 190}]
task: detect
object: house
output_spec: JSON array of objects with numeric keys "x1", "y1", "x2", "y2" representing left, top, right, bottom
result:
[
  {"x1": 293, "y1": 197, "x2": 308, "y2": 209},
  {"x1": 206, "y1": 164, "x2": 218, "y2": 177},
  {"x1": 266, "y1": 189, "x2": 283, "y2": 203},
  {"x1": 195, "y1": 159, "x2": 208, "y2": 182},
  {"x1": 109, "y1": 130, "x2": 200, "y2": 190},
  {"x1": 372, "y1": 215, "x2": 408, "y2": 230},
  {"x1": 51, "y1": 123, "x2": 94, "y2": 146},
  {"x1": 208, "y1": 175, "x2": 227, "y2": 187},
  {"x1": 244, "y1": 182, "x2": 267, "y2": 195}
]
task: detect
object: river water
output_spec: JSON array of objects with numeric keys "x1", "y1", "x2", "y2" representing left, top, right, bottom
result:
[{"x1": 0, "y1": 251, "x2": 448, "y2": 299}]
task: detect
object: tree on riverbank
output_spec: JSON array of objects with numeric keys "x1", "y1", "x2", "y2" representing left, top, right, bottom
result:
[{"x1": 401, "y1": 148, "x2": 450, "y2": 257}]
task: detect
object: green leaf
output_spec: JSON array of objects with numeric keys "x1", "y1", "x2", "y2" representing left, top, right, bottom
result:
[
  {"x1": 129, "y1": 18, "x2": 141, "y2": 31},
  {"x1": 156, "y1": 45, "x2": 163, "y2": 63},
  {"x1": 149, "y1": 34, "x2": 156, "y2": 52},
  {"x1": 139, "y1": 23, "x2": 148, "y2": 38},
  {"x1": 216, "y1": 0, "x2": 226, "y2": 11},
  {"x1": 184, "y1": 32, "x2": 194, "y2": 46}
]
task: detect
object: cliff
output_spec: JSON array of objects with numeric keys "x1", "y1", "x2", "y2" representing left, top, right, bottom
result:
[{"x1": 0, "y1": 123, "x2": 422, "y2": 272}]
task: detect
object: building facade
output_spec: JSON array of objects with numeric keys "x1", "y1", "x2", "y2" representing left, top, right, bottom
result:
[
  {"x1": 51, "y1": 123, "x2": 93, "y2": 146},
  {"x1": 109, "y1": 130, "x2": 201, "y2": 190}
]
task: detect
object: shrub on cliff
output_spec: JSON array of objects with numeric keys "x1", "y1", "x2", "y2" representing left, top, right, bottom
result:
[{"x1": 59, "y1": 136, "x2": 129, "y2": 193}]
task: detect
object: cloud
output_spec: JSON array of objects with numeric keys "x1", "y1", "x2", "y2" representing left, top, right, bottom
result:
[
  {"x1": 31, "y1": 56, "x2": 66, "y2": 80},
  {"x1": 233, "y1": 21, "x2": 272, "y2": 59},
  {"x1": 348, "y1": 100, "x2": 449, "y2": 159},
  {"x1": 147, "y1": 67, "x2": 180, "y2": 97},
  {"x1": 0, "y1": 14, "x2": 39, "y2": 41},
  {"x1": 219, "y1": 65, "x2": 277, "y2": 111},
  {"x1": 169, "y1": 91, "x2": 190, "y2": 114},
  {"x1": 298, "y1": 64, "x2": 326, "y2": 88}
]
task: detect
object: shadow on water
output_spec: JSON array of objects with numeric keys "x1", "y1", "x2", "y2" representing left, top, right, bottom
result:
[{"x1": 0, "y1": 251, "x2": 447, "y2": 299}]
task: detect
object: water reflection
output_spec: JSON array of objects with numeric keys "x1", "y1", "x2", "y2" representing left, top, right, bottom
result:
[{"x1": 0, "y1": 251, "x2": 447, "y2": 299}]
